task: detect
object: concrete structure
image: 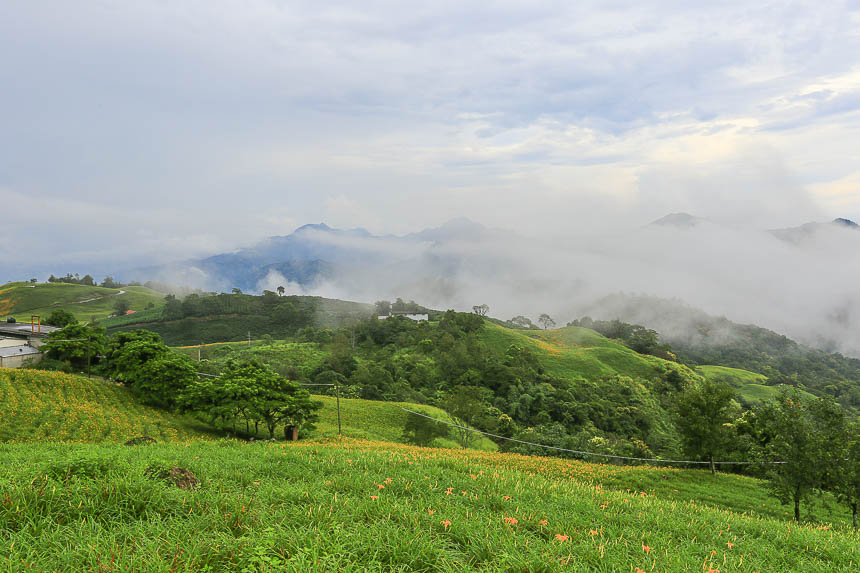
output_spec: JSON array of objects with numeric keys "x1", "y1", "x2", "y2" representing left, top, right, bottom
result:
[
  {"x1": 0, "y1": 344, "x2": 42, "y2": 368},
  {"x1": 378, "y1": 312, "x2": 429, "y2": 322},
  {"x1": 0, "y1": 322, "x2": 59, "y2": 348}
]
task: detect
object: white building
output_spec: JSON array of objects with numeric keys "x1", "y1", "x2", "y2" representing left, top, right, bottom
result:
[{"x1": 378, "y1": 312, "x2": 429, "y2": 322}]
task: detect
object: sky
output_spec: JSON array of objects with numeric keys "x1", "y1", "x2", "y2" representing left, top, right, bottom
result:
[{"x1": 2, "y1": 1, "x2": 860, "y2": 273}]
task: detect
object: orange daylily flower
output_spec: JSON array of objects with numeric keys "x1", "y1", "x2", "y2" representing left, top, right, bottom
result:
[
  {"x1": 504, "y1": 517, "x2": 518, "y2": 525},
  {"x1": 642, "y1": 544, "x2": 651, "y2": 554},
  {"x1": 554, "y1": 534, "x2": 569, "y2": 542},
  {"x1": 441, "y1": 520, "x2": 451, "y2": 529}
]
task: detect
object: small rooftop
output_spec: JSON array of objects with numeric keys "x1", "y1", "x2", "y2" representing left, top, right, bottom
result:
[{"x1": 0, "y1": 344, "x2": 40, "y2": 358}]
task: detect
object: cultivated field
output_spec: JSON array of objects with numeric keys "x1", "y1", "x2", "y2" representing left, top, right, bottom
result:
[{"x1": 1, "y1": 439, "x2": 857, "y2": 571}]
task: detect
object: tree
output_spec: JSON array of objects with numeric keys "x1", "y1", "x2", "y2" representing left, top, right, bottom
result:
[
  {"x1": 402, "y1": 411, "x2": 449, "y2": 446},
  {"x1": 538, "y1": 313, "x2": 556, "y2": 330},
  {"x1": 754, "y1": 390, "x2": 845, "y2": 521},
  {"x1": 277, "y1": 285, "x2": 285, "y2": 296},
  {"x1": 132, "y1": 353, "x2": 197, "y2": 409},
  {"x1": 43, "y1": 323, "x2": 106, "y2": 370},
  {"x1": 105, "y1": 332, "x2": 170, "y2": 385},
  {"x1": 81, "y1": 274, "x2": 95, "y2": 286},
  {"x1": 832, "y1": 422, "x2": 860, "y2": 529},
  {"x1": 472, "y1": 304, "x2": 489, "y2": 317},
  {"x1": 101, "y1": 276, "x2": 120, "y2": 288},
  {"x1": 443, "y1": 385, "x2": 486, "y2": 449},
  {"x1": 162, "y1": 294, "x2": 183, "y2": 320},
  {"x1": 113, "y1": 298, "x2": 131, "y2": 316},
  {"x1": 43, "y1": 309, "x2": 78, "y2": 328},
  {"x1": 180, "y1": 358, "x2": 321, "y2": 439},
  {"x1": 509, "y1": 315, "x2": 533, "y2": 328},
  {"x1": 29, "y1": 278, "x2": 37, "y2": 283},
  {"x1": 673, "y1": 379, "x2": 738, "y2": 474},
  {"x1": 231, "y1": 288, "x2": 242, "y2": 295},
  {"x1": 374, "y1": 300, "x2": 392, "y2": 316}
]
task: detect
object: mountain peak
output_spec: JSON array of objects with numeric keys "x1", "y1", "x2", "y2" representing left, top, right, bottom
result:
[
  {"x1": 650, "y1": 213, "x2": 704, "y2": 229},
  {"x1": 294, "y1": 223, "x2": 333, "y2": 233},
  {"x1": 833, "y1": 217, "x2": 859, "y2": 228}
]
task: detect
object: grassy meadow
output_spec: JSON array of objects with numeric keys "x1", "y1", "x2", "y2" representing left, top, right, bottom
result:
[
  {"x1": 1, "y1": 439, "x2": 857, "y2": 572},
  {"x1": 697, "y1": 365, "x2": 818, "y2": 404},
  {"x1": 0, "y1": 282, "x2": 165, "y2": 323},
  {"x1": 0, "y1": 368, "x2": 212, "y2": 443}
]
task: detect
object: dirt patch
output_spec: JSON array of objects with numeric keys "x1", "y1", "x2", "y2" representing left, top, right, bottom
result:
[
  {"x1": 124, "y1": 436, "x2": 157, "y2": 446},
  {"x1": 144, "y1": 463, "x2": 200, "y2": 489}
]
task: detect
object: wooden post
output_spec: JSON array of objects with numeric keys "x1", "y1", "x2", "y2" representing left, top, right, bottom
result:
[{"x1": 336, "y1": 379, "x2": 342, "y2": 436}]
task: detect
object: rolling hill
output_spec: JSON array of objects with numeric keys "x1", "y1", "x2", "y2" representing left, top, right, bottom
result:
[
  {"x1": 0, "y1": 281, "x2": 165, "y2": 323},
  {"x1": 0, "y1": 368, "x2": 211, "y2": 442}
]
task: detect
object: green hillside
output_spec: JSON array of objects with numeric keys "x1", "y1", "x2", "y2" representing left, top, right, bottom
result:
[
  {"x1": 0, "y1": 281, "x2": 165, "y2": 323},
  {"x1": 482, "y1": 324, "x2": 674, "y2": 381},
  {"x1": 108, "y1": 293, "x2": 373, "y2": 345},
  {"x1": 309, "y1": 395, "x2": 496, "y2": 450},
  {"x1": 1, "y1": 439, "x2": 856, "y2": 571},
  {"x1": 0, "y1": 368, "x2": 211, "y2": 442},
  {"x1": 697, "y1": 365, "x2": 818, "y2": 405}
]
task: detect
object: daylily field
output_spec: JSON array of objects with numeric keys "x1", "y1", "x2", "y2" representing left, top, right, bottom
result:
[{"x1": 1, "y1": 438, "x2": 857, "y2": 571}]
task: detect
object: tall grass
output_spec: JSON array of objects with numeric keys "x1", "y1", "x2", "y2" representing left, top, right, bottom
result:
[{"x1": 0, "y1": 439, "x2": 856, "y2": 571}]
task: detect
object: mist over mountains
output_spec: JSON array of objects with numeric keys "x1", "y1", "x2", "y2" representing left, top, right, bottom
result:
[{"x1": 126, "y1": 214, "x2": 860, "y2": 357}]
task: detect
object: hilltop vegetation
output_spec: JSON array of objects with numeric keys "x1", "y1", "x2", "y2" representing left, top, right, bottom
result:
[
  {"x1": 108, "y1": 291, "x2": 373, "y2": 345},
  {"x1": 583, "y1": 294, "x2": 860, "y2": 408},
  {"x1": 1, "y1": 439, "x2": 857, "y2": 571},
  {"x1": 0, "y1": 281, "x2": 165, "y2": 323}
]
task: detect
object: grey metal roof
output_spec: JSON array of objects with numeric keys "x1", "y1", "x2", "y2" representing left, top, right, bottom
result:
[{"x1": 0, "y1": 345, "x2": 40, "y2": 357}]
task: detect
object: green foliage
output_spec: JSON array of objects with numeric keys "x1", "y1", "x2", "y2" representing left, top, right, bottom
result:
[
  {"x1": 0, "y1": 369, "x2": 212, "y2": 442},
  {"x1": 44, "y1": 455, "x2": 113, "y2": 482},
  {"x1": 754, "y1": 390, "x2": 847, "y2": 520},
  {"x1": 180, "y1": 358, "x2": 321, "y2": 439},
  {"x1": 113, "y1": 297, "x2": 131, "y2": 316},
  {"x1": 43, "y1": 323, "x2": 106, "y2": 369},
  {"x1": 43, "y1": 309, "x2": 78, "y2": 328},
  {"x1": 402, "y1": 411, "x2": 450, "y2": 446},
  {"x1": 0, "y1": 441, "x2": 857, "y2": 571},
  {"x1": 1, "y1": 282, "x2": 164, "y2": 322},
  {"x1": 673, "y1": 378, "x2": 739, "y2": 473},
  {"x1": 133, "y1": 353, "x2": 198, "y2": 409}
]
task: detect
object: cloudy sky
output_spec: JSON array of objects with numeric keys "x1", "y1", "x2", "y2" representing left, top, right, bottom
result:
[{"x1": 2, "y1": 1, "x2": 860, "y2": 274}]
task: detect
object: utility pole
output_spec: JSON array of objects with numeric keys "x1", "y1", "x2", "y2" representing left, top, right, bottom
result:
[
  {"x1": 336, "y1": 378, "x2": 342, "y2": 436},
  {"x1": 247, "y1": 331, "x2": 251, "y2": 347},
  {"x1": 86, "y1": 335, "x2": 91, "y2": 379},
  {"x1": 198, "y1": 342, "x2": 202, "y2": 362}
]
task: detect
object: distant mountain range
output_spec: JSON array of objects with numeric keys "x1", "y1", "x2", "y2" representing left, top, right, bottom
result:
[
  {"x1": 125, "y1": 217, "x2": 502, "y2": 294},
  {"x1": 124, "y1": 212, "x2": 860, "y2": 357}
]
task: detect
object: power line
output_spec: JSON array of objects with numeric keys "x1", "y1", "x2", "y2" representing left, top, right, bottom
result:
[{"x1": 400, "y1": 407, "x2": 784, "y2": 466}]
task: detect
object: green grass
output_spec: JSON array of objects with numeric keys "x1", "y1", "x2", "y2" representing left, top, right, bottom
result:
[
  {"x1": 0, "y1": 439, "x2": 856, "y2": 571},
  {"x1": 0, "y1": 368, "x2": 213, "y2": 443},
  {"x1": 0, "y1": 282, "x2": 165, "y2": 323},
  {"x1": 481, "y1": 324, "x2": 672, "y2": 381},
  {"x1": 174, "y1": 340, "x2": 329, "y2": 380},
  {"x1": 98, "y1": 307, "x2": 165, "y2": 328},
  {"x1": 308, "y1": 396, "x2": 497, "y2": 451},
  {"x1": 697, "y1": 365, "x2": 818, "y2": 404}
]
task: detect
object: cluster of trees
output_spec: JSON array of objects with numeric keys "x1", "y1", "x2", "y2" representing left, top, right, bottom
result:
[
  {"x1": 673, "y1": 380, "x2": 860, "y2": 525},
  {"x1": 41, "y1": 326, "x2": 321, "y2": 439},
  {"x1": 374, "y1": 298, "x2": 429, "y2": 315},
  {"x1": 506, "y1": 314, "x2": 556, "y2": 330},
  {"x1": 162, "y1": 292, "x2": 317, "y2": 323},
  {"x1": 570, "y1": 317, "x2": 675, "y2": 360},
  {"x1": 289, "y1": 311, "x2": 694, "y2": 459},
  {"x1": 46, "y1": 274, "x2": 126, "y2": 288}
]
